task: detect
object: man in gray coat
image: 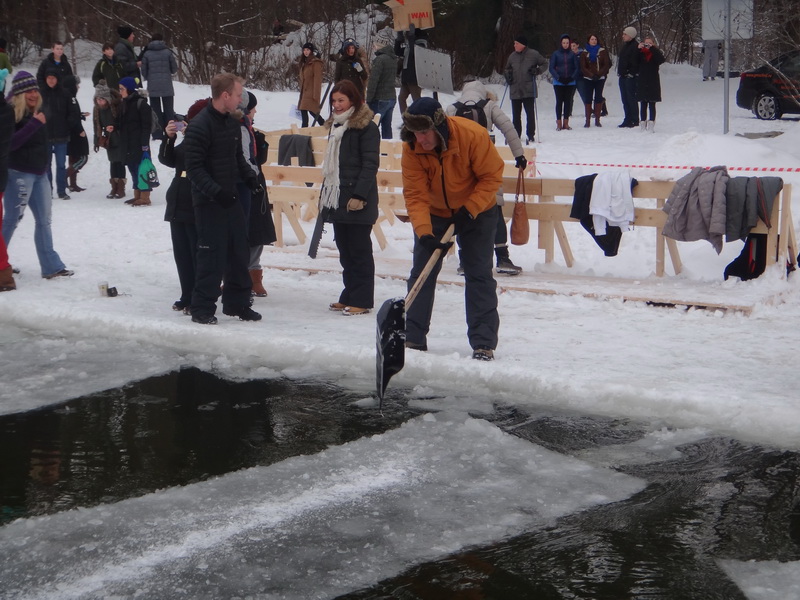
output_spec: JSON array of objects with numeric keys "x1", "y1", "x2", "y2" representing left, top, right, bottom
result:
[
  {"x1": 141, "y1": 33, "x2": 178, "y2": 138},
  {"x1": 504, "y1": 34, "x2": 546, "y2": 144},
  {"x1": 114, "y1": 26, "x2": 141, "y2": 82},
  {"x1": 365, "y1": 39, "x2": 397, "y2": 139}
]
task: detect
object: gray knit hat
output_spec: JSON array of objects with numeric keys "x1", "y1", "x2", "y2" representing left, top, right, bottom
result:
[{"x1": 94, "y1": 81, "x2": 112, "y2": 102}]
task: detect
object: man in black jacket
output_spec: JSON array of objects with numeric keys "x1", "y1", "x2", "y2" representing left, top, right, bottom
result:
[
  {"x1": 617, "y1": 26, "x2": 641, "y2": 128},
  {"x1": 41, "y1": 69, "x2": 80, "y2": 199},
  {"x1": 36, "y1": 42, "x2": 75, "y2": 95},
  {"x1": 183, "y1": 72, "x2": 262, "y2": 325}
]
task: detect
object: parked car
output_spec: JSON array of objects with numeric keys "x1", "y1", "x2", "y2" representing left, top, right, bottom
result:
[{"x1": 736, "y1": 50, "x2": 800, "y2": 120}]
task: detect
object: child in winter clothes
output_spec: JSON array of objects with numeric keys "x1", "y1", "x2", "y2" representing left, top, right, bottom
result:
[{"x1": 93, "y1": 81, "x2": 126, "y2": 198}]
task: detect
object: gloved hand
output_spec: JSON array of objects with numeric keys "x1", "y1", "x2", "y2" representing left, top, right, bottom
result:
[
  {"x1": 515, "y1": 155, "x2": 527, "y2": 169},
  {"x1": 451, "y1": 206, "x2": 474, "y2": 233},
  {"x1": 418, "y1": 234, "x2": 453, "y2": 255},
  {"x1": 558, "y1": 77, "x2": 571, "y2": 85},
  {"x1": 215, "y1": 189, "x2": 237, "y2": 207},
  {"x1": 247, "y1": 178, "x2": 264, "y2": 196},
  {"x1": 347, "y1": 198, "x2": 366, "y2": 211},
  {"x1": 93, "y1": 145, "x2": 99, "y2": 153}
]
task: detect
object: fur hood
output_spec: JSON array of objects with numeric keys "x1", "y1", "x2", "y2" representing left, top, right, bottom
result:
[
  {"x1": 460, "y1": 81, "x2": 497, "y2": 103},
  {"x1": 324, "y1": 103, "x2": 375, "y2": 130}
]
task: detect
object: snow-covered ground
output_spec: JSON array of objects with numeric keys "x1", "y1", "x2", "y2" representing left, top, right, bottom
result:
[{"x1": 2, "y1": 53, "x2": 800, "y2": 598}]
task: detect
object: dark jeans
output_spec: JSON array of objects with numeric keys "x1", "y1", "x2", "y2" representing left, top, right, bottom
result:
[
  {"x1": 191, "y1": 201, "x2": 252, "y2": 318},
  {"x1": 368, "y1": 99, "x2": 396, "y2": 139},
  {"x1": 333, "y1": 222, "x2": 375, "y2": 308},
  {"x1": 619, "y1": 76, "x2": 639, "y2": 125},
  {"x1": 406, "y1": 210, "x2": 499, "y2": 350},
  {"x1": 47, "y1": 141, "x2": 68, "y2": 196},
  {"x1": 554, "y1": 85, "x2": 576, "y2": 120},
  {"x1": 581, "y1": 77, "x2": 606, "y2": 106},
  {"x1": 170, "y1": 220, "x2": 197, "y2": 306},
  {"x1": 300, "y1": 110, "x2": 324, "y2": 127},
  {"x1": 511, "y1": 97, "x2": 536, "y2": 141}
]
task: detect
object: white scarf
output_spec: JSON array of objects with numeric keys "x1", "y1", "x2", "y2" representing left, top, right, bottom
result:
[{"x1": 320, "y1": 107, "x2": 354, "y2": 210}]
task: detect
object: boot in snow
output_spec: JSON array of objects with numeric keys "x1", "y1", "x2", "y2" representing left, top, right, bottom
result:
[
  {"x1": 250, "y1": 269, "x2": 268, "y2": 297},
  {"x1": 495, "y1": 246, "x2": 522, "y2": 275}
]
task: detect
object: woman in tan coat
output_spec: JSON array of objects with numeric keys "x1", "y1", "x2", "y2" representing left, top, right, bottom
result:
[{"x1": 298, "y1": 43, "x2": 324, "y2": 127}]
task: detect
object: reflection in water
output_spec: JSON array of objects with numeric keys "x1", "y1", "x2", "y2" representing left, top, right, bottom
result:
[
  {"x1": 0, "y1": 368, "x2": 421, "y2": 525},
  {"x1": 2, "y1": 375, "x2": 800, "y2": 599},
  {"x1": 339, "y1": 409, "x2": 800, "y2": 600}
]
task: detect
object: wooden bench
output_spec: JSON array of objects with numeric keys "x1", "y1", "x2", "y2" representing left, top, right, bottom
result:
[{"x1": 260, "y1": 127, "x2": 795, "y2": 277}]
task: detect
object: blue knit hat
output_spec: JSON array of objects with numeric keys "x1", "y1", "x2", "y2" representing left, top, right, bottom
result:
[
  {"x1": 118, "y1": 77, "x2": 137, "y2": 93},
  {"x1": 400, "y1": 97, "x2": 450, "y2": 150}
]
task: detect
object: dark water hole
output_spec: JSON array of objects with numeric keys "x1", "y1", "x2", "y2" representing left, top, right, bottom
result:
[{"x1": 1, "y1": 368, "x2": 799, "y2": 599}]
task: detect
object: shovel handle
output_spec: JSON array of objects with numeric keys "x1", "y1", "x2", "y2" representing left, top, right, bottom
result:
[{"x1": 405, "y1": 223, "x2": 456, "y2": 312}]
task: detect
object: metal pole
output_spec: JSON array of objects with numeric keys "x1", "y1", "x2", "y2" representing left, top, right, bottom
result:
[{"x1": 723, "y1": 0, "x2": 732, "y2": 134}]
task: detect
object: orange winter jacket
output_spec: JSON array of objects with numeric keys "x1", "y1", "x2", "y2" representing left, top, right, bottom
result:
[{"x1": 401, "y1": 116, "x2": 504, "y2": 238}]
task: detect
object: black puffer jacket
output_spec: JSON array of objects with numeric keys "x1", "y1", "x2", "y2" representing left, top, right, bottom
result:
[
  {"x1": 40, "y1": 82, "x2": 80, "y2": 143},
  {"x1": 183, "y1": 103, "x2": 255, "y2": 206},
  {"x1": 118, "y1": 92, "x2": 152, "y2": 165},
  {"x1": 325, "y1": 104, "x2": 380, "y2": 226},
  {"x1": 158, "y1": 135, "x2": 194, "y2": 224}
]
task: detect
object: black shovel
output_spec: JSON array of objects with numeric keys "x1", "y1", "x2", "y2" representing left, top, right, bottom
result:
[{"x1": 376, "y1": 224, "x2": 455, "y2": 405}]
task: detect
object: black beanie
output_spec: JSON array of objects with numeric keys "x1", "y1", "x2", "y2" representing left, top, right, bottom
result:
[
  {"x1": 117, "y1": 26, "x2": 133, "y2": 39},
  {"x1": 514, "y1": 34, "x2": 528, "y2": 46}
]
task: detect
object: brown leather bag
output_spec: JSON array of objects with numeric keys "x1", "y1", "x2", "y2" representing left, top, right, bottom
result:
[{"x1": 510, "y1": 170, "x2": 529, "y2": 245}]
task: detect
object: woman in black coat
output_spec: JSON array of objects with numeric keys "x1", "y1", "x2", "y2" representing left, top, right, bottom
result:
[
  {"x1": 320, "y1": 79, "x2": 379, "y2": 315},
  {"x1": 636, "y1": 36, "x2": 665, "y2": 132},
  {"x1": 116, "y1": 76, "x2": 153, "y2": 205},
  {"x1": 158, "y1": 101, "x2": 204, "y2": 313}
]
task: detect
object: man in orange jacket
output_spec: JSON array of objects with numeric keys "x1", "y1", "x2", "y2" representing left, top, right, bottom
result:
[{"x1": 400, "y1": 97, "x2": 504, "y2": 360}]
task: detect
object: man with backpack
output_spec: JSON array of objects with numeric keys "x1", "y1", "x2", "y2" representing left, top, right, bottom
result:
[{"x1": 446, "y1": 81, "x2": 528, "y2": 275}]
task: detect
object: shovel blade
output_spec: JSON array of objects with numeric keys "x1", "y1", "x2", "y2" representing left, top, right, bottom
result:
[{"x1": 376, "y1": 297, "x2": 406, "y2": 403}]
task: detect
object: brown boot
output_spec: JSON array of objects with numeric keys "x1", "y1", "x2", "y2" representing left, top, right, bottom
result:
[
  {"x1": 125, "y1": 188, "x2": 140, "y2": 205},
  {"x1": 556, "y1": 119, "x2": 563, "y2": 131},
  {"x1": 67, "y1": 167, "x2": 85, "y2": 192},
  {"x1": 131, "y1": 190, "x2": 151, "y2": 206},
  {"x1": 106, "y1": 179, "x2": 118, "y2": 199},
  {"x1": 563, "y1": 118, "x2": 571, "y2": 130},
  {"x1": 0, "y1": 265, "x2": 16, "y2": 291},
  {"x1": 584, "y1": 104, "x2": 592, "y2": 128},
  {"x1": 594, "y1": 103, "x2": 602, "y2": 127},
  {"x1": 116, "y1": 178, "x2": 127, "y2": 199},
  {"x1": 249, "y1": 268, "x2": 268, "y2": 297}
]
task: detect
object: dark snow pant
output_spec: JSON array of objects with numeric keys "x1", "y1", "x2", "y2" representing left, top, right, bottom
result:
[
  {"x1": 333, "y1": 222, "x2": 375, "y2": 309},
  {"x1": 511, "y1": 97, "x2": 536, "y2": 141},
  {"x1": 150, "y1": 96, "x2": 174, "y2": 138},
  {"x1": 300, "y1": 110, "x2": 324, "y2": 127},
  {"x1": 191, "y1": 200, "x2": 252, "y2": 319},
  {"x1": 494, "y1": 204, "x2": 508, "y2": 246},
  {"x1": 170, "y1": 220, "x2": 197, "y2": 306},
  {"x1": 619, "y1": 75, "x2": 639, "y2": 125},
  {"x1": 406, "y1": 210, "x2": 499, "y2": 351}
]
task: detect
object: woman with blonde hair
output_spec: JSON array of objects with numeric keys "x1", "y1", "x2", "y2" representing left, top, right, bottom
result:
[{"x1": 2, "y1": 71, "x2": 73, "y2": 279}]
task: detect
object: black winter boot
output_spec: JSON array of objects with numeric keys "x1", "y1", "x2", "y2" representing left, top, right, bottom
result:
[{"x1": 495, "y1": 246, "x2": 522, "y2": 275}]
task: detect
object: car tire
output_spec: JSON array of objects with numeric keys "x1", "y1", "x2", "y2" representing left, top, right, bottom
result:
[{"x1": 753, "y1": 93, "x2": 781, "y2": 120}]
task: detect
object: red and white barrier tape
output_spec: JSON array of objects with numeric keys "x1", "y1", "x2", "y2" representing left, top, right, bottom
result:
[{"x1": 535, "y1": 161, "x2": 800, "y2": 173}]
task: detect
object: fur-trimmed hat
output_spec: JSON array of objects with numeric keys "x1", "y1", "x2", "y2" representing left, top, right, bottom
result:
[
  {"x1": 6, "y1": 70, "x2": 38, "y2": 100},
  {"x1": 117, "y1": 26, "x2": 133, "y2": 39},
  {"x1": 623, "y1": 26, "x2": 637, "y2": 39},
  {"x1": 400, "y1": 97, "x2": 450, "y2": 151},
  {"x1": 186, "y1": 98, "x2": 210, "y2": 122}
]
